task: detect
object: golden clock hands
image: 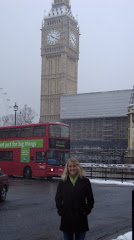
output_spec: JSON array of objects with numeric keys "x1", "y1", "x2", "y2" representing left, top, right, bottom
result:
[
  {"x1": 71, "y1": 36, "x2": 75, "y2": 43},
  {"x1": 50, "y1": 35, "x2": 59, "y2": 41},
  {"x1": 72, "y1": 38, "x2": 75, "y2": 42}
]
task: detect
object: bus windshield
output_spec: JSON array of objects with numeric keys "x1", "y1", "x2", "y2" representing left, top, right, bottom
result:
[
  {"x1": 47, "y1": 150, "x2": 70, "y2": 166},
  {"x1": 49, "y1": 124, "x2": 69, "y2": 138}
]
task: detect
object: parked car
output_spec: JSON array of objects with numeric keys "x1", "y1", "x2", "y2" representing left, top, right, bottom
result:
[{"x1": 0, "y1": 168, "x2": 9, "y2": 202}]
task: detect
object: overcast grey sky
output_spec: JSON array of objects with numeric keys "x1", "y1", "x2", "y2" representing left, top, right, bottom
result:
[{"x1": 0, "y1": 0, "x2": 134, "y2": 120}]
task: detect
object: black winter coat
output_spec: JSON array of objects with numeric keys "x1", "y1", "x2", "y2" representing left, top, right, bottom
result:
[{"x1": 55, "y1": 176, "x2": 94, "y2": 233}]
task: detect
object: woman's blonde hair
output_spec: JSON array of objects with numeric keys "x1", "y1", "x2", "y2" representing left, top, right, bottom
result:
[{"x1": 61, "y1": 157, "x2": 85, "y2": 181}]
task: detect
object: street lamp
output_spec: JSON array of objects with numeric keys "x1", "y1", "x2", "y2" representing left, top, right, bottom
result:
[{"x1": 13, "y1": 102, "x2": 18, "y2": 125}]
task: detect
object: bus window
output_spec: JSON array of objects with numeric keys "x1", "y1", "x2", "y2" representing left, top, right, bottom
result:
[
  {"x1": 61, "y1": 126, "x2": 70, "y2": 138},
  {"x1": 65, "y1": 151, "x2": 70, "y2": 161},
  {"x1": 0, "y1": 151, "x2": 13, "y2": 161},
  {"x1": 36, "y1": 151, "x2": 46, "y2": 163},
  {"x1": 21, "y1": 127, "x2": 33, "y2": 137},
  {"x1": 10, "y1": 128, "x2": 21, "y2": 138},
  {"x1": 47, "y1": 150, "x2": 70, "y2": 166},
  {"x1": 49, "y1": 124, "x2": 70, "y2": 138},
  {"x1": 49, "y1": 125, "x2": 60, "y2": 137},
  {"x1": 0, "y1": 129, "x2": 9, "y2": 139},
  {"x1": 34, "y1": 125, "x2": 46, "y2": 137}
]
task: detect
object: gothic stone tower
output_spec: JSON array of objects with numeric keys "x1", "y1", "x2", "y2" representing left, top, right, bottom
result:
[
  {"x1": 125, "y1": 86, "x2": 134, "y2": 163},
  {"x1": 40, "y1": 0, "x2": 79, "y2": 122}
]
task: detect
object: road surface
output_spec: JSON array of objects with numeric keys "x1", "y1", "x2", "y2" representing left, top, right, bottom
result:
[{"x1": 0, "y1": 177, "x2": 132, "y2": 240}]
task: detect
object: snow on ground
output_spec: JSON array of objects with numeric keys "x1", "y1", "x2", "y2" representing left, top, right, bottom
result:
[
  {"x1": 112, "y1": 231, "x2": 132, "y2": 240},
  {"x1": 90, "y1": 178, "x2": 134, "y2": 186},
  {"x1": 89, "y1": 179, "x2": 133, "y2": 240},
  {"x1": 81, "y1": 163, "x2": 134, "y2": 169}
]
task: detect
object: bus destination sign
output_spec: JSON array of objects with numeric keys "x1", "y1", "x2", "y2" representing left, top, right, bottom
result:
[{"x1": 49, "y1": 139, "x2": 70, "y2": 149}]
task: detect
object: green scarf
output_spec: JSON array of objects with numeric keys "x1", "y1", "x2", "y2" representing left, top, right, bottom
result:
[{"x1": 69, "y1": 174, "x2": 79, "y2": 186}]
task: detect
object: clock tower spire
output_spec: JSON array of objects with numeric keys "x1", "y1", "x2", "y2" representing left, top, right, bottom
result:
[{"x1": 40, "y1": 0, "x2": 79, "y2": 122}]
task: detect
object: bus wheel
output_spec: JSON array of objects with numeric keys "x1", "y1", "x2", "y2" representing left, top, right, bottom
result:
[{"x1": 23, "y1": 167, "x2": 32, "y2": 179}]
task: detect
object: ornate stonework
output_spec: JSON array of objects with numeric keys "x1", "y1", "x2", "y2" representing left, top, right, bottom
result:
[{"x1": 126, "y1": 86, "x2": 134, "y2": 163}]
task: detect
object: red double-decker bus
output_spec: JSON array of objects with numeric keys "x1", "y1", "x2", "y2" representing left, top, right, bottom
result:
[{"x1": 0, "y1": 122, "x2": 70, "y2": 179}]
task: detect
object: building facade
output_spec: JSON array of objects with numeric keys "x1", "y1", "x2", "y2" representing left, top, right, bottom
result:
[
  {"x1": 60, "y1": 89, "x2": 132, "y2": 163},
  {"x1": 40, "y1": 0, "x2": 79, "y2": 122}
]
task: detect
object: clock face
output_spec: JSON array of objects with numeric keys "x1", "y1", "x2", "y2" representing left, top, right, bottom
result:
[
  {"x1": 69, "y1": 32, "x2": 77, "y2": 48},
  {"x1": 46, "y1": 29, "x2": 60, "y2": 45}
]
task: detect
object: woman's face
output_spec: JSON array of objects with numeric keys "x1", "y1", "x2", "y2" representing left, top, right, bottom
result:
[{"x1": 68, "y1": 160, "x2": 78, "y2": 178}]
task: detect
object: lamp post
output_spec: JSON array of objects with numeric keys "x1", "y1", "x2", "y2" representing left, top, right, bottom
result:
[{"x1": 13, "y1": 102, "x2": 18, "y2": 125}]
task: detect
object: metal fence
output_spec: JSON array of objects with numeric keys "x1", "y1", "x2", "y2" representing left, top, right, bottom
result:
[
  {"x1": 82, "y1": 165, "x2": 134, "y2": 182},
  {"x1": 82, "y1": 164, "x2": 134, "y2": 238}
]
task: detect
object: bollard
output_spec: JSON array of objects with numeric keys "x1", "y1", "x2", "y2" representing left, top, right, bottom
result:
[
  {"x1": 121, "y1": 169, "x2": 124, "y2": 183},
  {"x1": 132, "y1": 190, "x2": 134, "y2": 240},
  {"x1": 105, "y1": 168, "x2": 107, "y2": 181},
  {"x1": 91, "y1": 167, "x2": 92, "y2": 179}
]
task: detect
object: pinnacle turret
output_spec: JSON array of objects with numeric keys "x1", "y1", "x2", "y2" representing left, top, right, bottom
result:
[{"x1": 44, "y1": 0, "x2": 77, "y2": 22}]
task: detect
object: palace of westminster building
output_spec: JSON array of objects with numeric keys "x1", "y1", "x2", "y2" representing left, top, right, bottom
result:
[{"x1": 40, "y1": 0, "x2": 134, "y2": 163}]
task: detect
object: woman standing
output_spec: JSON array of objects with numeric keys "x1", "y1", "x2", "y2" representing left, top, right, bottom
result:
[{"x1": 55, "y1": 158, "x2": 94, "y2": 240}]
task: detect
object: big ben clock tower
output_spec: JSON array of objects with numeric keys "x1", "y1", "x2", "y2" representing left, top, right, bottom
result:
[{"x1": 40, "y1": 0, "x2": 79, "y2": 122}]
